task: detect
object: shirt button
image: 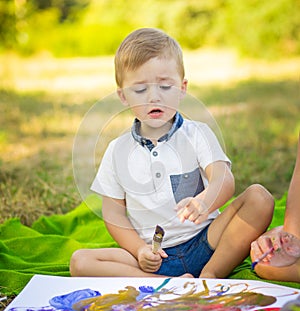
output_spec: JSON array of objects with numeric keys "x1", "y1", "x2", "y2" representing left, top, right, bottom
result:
[
  {"x1": 153, "y1": 151, "x2": 158, "y2": 156},
  {"x1": 184, "y1": 174, "x2": 189, "y2": 178},
  {"x1": 156, "y1": 172, "x2": 161, "y2": 178}
]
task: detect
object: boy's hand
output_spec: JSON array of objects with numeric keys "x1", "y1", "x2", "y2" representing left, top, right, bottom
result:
[
  {"x1": 137, "y1": 245, "x2": 168, "y2": 273},
  {"x1": 176, "y1": 197, "x2": 209, "y2": 225}
]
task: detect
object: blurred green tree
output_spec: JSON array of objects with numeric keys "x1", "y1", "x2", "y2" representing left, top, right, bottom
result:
[
  {"x1": 31, "y1": 0, "x2": 90, "y2": 22},
  {"x1": 0, "y1": 0, "x2": 17, "y2": 50},
  {"x1": 0, "y1": 0, "x2": 299, "y2": 58},
  {"x1": 212, "y1": 0, "x2": 300, "y2": 58},
  {"x1": 0, "y1": 0, "x2": 90, "y2": 53}
]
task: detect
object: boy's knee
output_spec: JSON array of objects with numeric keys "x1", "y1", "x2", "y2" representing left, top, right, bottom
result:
[
  {"x1": 245, "y1": 184, "x2": 274, "y2": 215},
  {"x1": 70, "y1": 249, "x2": 87, "y2": 277},
  {"x1": 246, "y1": 184, "x2": 273, "y2": 203}
]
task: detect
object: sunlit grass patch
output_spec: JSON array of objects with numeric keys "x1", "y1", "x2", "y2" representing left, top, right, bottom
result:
[
  {"x1": 205, "y1": 79, "x2": 300, "y2": 197},
  {"x1": 0, "y1": 148, "x2": 81, "y2": 226}
]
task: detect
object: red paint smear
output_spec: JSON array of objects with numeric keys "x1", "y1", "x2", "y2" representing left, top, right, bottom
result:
[{"x1": 255, "y1": 308, "x2": 281, "y2": 311}]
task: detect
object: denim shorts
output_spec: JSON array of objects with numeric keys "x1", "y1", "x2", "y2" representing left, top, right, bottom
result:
[{"x1": 154, "y1": 225, "x2": 214, "y2": 277}]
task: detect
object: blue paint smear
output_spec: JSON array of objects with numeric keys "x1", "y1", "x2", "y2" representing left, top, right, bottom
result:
[
  {"x1": 136, "y1": 278, "x2": 171, "y2": 301},
  {"x1": 139, "y1": 286, "x2": 155, "y2": 293},
  {"x1": 9, "y1": 279, "x2": 172, "y2": 311},
  {"x1": 136, "y1": 286, "x2": 155, "y2": 301},
  {"x1": 9, "y1": 307, "x2": 56, "y2": 311},
  {"x1": 49, "y1": 288, "x2": 101, "y2": 310}
]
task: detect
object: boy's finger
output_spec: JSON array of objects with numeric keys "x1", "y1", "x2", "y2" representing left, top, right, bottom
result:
[
  {"x1": 194, "y1": 212, "x2": 209, "y2": 225},
  {"x1": 188, "y1": 209, "x2": 199, "y2": 222},
  {"x1": 158, "y1": 249, "x2": 168, "y2": 258},
  {"x1": 177, "y1": 207, "x2": 192, "y2": 223},
  {"x1": 175, "y1": 197, "x2": 193, "y2": 211}
]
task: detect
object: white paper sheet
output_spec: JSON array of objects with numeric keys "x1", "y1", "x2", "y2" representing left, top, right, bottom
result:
[{"x1": 5, "y1": 275, "x2": 300, "y2": 311}]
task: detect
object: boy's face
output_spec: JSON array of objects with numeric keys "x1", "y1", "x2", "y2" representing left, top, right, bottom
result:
[{"x1": 118, "y1": 57, "x2": 187, "y2": 137}]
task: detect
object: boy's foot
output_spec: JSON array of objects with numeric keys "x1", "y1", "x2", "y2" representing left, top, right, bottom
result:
[{"x1": 180, "y1": 273, "x2": 194, "y2": 278}]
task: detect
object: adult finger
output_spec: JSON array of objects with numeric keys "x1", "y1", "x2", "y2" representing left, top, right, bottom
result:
[{"x1": 251, "y1": 240, "x2": 264, "y2": 261}]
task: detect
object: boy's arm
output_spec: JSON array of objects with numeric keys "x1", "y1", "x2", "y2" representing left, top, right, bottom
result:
[
  {"x1": 177, "y1": 161, "x2": 235, "y2": 224},
  {"x1": 197, "y1": 160, "x2": 235, "y2": 213},
  {"x1": 284, "y1": 134, "x2": 300, "y2": 239},
  {"x1": 101, "y1": 195, "x2": 147, "y2": 258}
]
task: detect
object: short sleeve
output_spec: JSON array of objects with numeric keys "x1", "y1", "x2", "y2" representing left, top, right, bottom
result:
[
  {"x1": 90, "y1": 140, "x2": 125, "y2": 199},
  {"x1": 195, "y1": 123, "x2": 231, "y2": 170}
]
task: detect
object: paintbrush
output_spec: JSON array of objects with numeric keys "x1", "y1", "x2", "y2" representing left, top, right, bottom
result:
[
  {"x1": 251, "y1": 247, "x2": 274, "y2": 270},
  {"x1": 152, "y1": 225, "x2": 165, "y2": 254}
]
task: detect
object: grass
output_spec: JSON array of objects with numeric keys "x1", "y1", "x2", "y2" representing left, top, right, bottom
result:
[
  {"x1": 0, "y1": 52, "x2": 300, "y2": 310},
  {"x1": 191, "y1": 78, "x2": 300, "y2": 196},
  {"x1": 0, "y1": 295, "x2": 15, "y2": 311},
  {"x1": 1, "y1": 79, "x2": 299, "y2": 227},
  {"x1": 1, "y1": 52, "x2": 300, "y2": 226},
  {"x1": 0, "y1": 90, "x2": 88, "y2": 225}
]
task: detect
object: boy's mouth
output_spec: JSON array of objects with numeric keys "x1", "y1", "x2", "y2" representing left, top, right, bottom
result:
[
  {"x1": 149, "y1": 108, "x2": 163, "y2": 114},
  {"x1": 148, "y1": 108, "x2": 163, "y2": 118}
]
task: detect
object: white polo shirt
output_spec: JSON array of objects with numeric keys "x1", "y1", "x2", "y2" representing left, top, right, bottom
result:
[{"x1": 91, "y1": 114, "x2": 231, "y2": 248}]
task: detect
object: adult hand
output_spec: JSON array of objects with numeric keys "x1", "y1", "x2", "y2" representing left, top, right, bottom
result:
[
  {"x1": 176, "y1": 197, "x2": 209, "y2": 225},
  {"x1": 137, "y1": 244, "x2": 168, "y2": 273},
  {"x1": 251, "y1": 226, "x2": 300, "y2": 267}
]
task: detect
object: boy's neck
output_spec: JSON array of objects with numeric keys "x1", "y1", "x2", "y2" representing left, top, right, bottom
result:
[
  {"x1": 139, "y1": 120, "x2": 173, "y2": 143},
  {"x1": 131, "y1": 112, "x2": 183, "y2": 148}
]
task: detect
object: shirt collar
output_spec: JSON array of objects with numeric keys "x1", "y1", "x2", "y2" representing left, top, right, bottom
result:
[{"x1": 131, "y1": 112, "x2": 183, "y2": 150}]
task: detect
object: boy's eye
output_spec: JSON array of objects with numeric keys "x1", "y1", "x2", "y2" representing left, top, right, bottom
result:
[
  {"x1": 131, "y1": 84, "x2": 172, "y2": 93},
  {"x1": 131, "y1": 85, "x2": 147, "y2": 94},
  {"x1": 159, "y1": 85, "x2": 172, "y2": 90},
  {"x1": 134, "y1": 88, "x2": 147, "y2": 94}
]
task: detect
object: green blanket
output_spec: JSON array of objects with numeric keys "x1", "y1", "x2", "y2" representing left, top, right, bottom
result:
[{"x1": 0, "y1": 194, "x2": 299, "y2": 296}]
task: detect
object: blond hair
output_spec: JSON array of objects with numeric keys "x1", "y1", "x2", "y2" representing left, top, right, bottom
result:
[{"x1": 114, "y1": 28, "x2": 185, "y2": 87}]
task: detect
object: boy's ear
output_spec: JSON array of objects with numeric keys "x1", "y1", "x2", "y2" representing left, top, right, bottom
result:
[
  {"x1": 180, "y1": 79, "x2": 188, "y2": 100},
  {"x1": 117, "y1": 88, "x2": 128, "y2": 106}
]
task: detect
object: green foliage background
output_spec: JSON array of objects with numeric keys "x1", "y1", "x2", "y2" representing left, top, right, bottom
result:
[{"x1": 1, "y1": 0, "x2": 300, "y2": 58}]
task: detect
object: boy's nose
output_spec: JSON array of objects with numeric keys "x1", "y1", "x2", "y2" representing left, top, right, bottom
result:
[{"x1": 148, "y1": 84, "x2": 160, "y2": 103}]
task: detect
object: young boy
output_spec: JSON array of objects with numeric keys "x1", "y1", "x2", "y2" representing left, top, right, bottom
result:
[
  {"x1": 70, "y1": 28, "x2": 274, "y2": 278},
  {"x1": 250, "y1": 134, "x2": 300, "y2": 282}
]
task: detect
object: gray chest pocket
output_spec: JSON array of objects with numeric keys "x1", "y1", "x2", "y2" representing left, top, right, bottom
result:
[{"x1": 170, "y1": 168, "x2": 205, "y2": 203}]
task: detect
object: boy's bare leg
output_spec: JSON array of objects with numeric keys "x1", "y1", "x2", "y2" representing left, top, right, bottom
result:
[
  {"x1": 200, "y1": 184, "x2": 274, "y2": 278},
  {"x1": 70, "y1": 248, "x2": 193, "y2": 277},
  {"x1": 70, "y1": 248, "x2": 160, "y2": 277},
  {"x1": 71, "y1": 248, "x2": 139, "y2": 276}
]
